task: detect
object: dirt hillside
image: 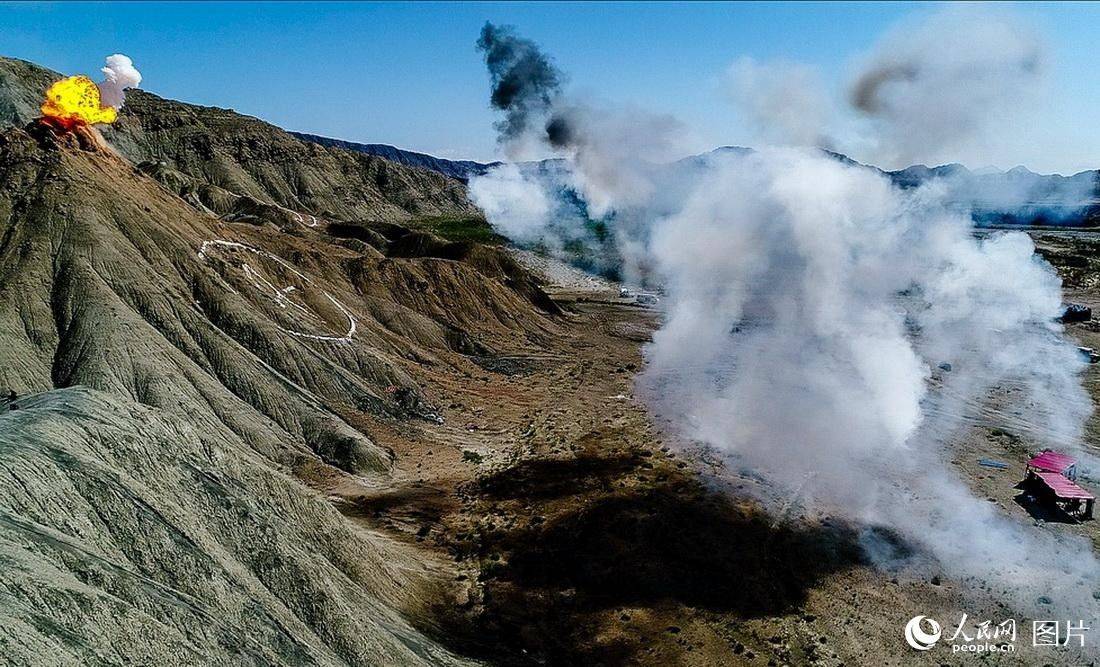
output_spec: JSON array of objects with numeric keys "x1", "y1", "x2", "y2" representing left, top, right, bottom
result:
[
  {"x1": 0, "y1": 96, "x2": 557, "y2": 662},
  {"x1": 0, "y1": 57, "x2": 478, "y2": 223}
]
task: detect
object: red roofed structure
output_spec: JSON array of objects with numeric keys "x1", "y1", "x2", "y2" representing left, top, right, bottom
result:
[
  {"x1": 1027, "y1": 450, "x2": 1079, "y2": 479},
  {"x1": 1024, "y1": 453, "x2": 1094, "y2": 520},
  {"x1": 1035, "y1": 472, "x2": 1094, "y2": 500}
]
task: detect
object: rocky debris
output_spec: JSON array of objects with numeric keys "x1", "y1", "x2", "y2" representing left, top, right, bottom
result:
[{"x1": 1061, "y1": 303, "x2": 1093, "y2": 323}]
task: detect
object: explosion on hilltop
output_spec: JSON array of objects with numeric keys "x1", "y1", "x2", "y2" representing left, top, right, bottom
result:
[
  {"x1": 41, "y1": 75, "x2": 118, "y2": 128},
  {"x1": 39, "y1": 54, "x2": 141, "y2": 130}
]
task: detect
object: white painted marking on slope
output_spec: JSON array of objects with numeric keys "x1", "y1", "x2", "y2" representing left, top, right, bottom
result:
[
  {"x1": 197, "y1": 239, "x2": 356, "y2": 342},
  {"x1": 290, "y1": 211, "x2": 319, "y2": 228}
]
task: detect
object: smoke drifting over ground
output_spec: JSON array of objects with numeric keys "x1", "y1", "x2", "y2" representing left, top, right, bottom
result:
[
  {"x1": 98, "y1": 54, "x2": 141, "y2": 110},
  {"x1": 470, "y1": 12, "x2": 1099, "y2": 614},
  {"x1": 642, "y1": 149, "x2": 1096, "y2": 611},
  {"x1": 467, "y1": 163, "x2": 552, "y2": 244}
]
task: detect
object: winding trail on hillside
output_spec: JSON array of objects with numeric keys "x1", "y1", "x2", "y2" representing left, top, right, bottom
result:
[{"x1": 198, "y1": 239, "x2": 357, "y2": 342}]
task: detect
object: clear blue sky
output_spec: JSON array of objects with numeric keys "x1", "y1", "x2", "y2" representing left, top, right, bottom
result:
[{"x1": 1, "y1": 2, "x2": 1097, "y2": 172}]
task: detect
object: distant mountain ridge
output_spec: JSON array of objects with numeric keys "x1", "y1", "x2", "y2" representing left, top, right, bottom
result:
[
  {"x1": 0, "y1": 57, "x2": 478, "y2": 224},
  {"x1": 653, "y1": 145, "x2": 1100, "y2": 226},
  {"x1": 290, "y1": 132, "x2": 501, "y2": 182},
  {"x1": 866, "y1": 154, "x2": 1100, "y2": 226},
  {"x1": 703, "y1": 145, "x2": 1100, "y2": 191},
  {"x1": 285, "y1": 132, "x2": 1100, "y2": 225},
  {"x1": 285, "y1": 132, "x2": 1099, "y2": 196}
]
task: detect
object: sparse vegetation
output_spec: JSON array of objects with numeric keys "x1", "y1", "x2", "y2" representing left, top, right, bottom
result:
[{"x1": 407, "y1": 215, "x2": 506, "y2": 245}]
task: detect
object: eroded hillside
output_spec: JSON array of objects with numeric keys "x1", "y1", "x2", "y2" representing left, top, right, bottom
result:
[
  {"x1": 8, "y1": 52, "x2": 1097, "y2": 667},
  {"x1": 0, "y1": 57, "x2": 478, "y2": 224},
  {"x1": 0, "y1": 72, "x2": 560, "y2": 661}
]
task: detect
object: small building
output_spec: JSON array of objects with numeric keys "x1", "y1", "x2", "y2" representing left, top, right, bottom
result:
[
  {"x1": 1027, "y1": 450, "x2": 1079, "y2": 481},
  {"x1": 1032, "y1": 471, "x2": 1095, "y2": 520},
  {"x1": 1023, "y1": 450, "x2": 1094, "y2": 520}
]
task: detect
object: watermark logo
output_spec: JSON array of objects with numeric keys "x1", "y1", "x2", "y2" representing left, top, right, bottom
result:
[
  {"x1": 946, "y1": 614, "x2": 1016, "y2": 654},
  {"x1": 905, "y1": 615, "x2": 942, "y2": 651},
  {"x1": 1033, "y1": 620, "x2": 1090, "y2": 647},
  {"x1": 905, "y1": 613, "x2": 1090, "y2": 653}
]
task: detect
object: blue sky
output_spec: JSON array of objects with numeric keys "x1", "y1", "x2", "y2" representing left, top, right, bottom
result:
[{"x1": 1, "y1": 2, "x2": 1097, "y2": 172}]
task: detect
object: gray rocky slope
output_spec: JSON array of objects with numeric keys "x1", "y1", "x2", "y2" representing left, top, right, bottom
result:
[{"x1": 0, "y1": 56, "x2": 560, "y2": 665}]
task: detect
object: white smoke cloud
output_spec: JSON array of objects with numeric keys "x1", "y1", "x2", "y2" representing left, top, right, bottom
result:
[
  {"x1": 639, "y1": 148, "x2": 1096, "y2": 611},
  {"x1": 901, "y1": 166, "x2": 1098, "y2": 224},
  {"x1": 98, "y1": 54, "x2": 142, "y2": 109},
  {"x1": 725, "y1": 57, "x2": 832, "y2": 148},
  {"x1": 847, "y1": 7, "x2": 1044, "y2": 169},
  {"x1": 545, "y1": 103, "x2": 689, "y2": 218},
  {"x1": 471, "y1": 10, "x2": 1100, "y2": 615},
  {"x1": 468, "y1": 163, "x2": 553, "y2": 245},
  {"x1": 721, "y1": 7, "x2": 1054, "y2": 174}
]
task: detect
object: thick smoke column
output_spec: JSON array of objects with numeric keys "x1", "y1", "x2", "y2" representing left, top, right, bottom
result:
[
  {"x1": 641, "y1": 149, "x2": 1096, "y2": 611},
  {"x1": 97, "y1": 54, "x2": 142, "y2": 110},
  {"x1": 471, "y1": 25, "x2": 687, "y2": 272},
  {"x1": 477, "y1": 22, "x2": 563, "y2": 151},
  {"x1": 470, "y1": 13, "x2": 1099, "y2": 613}
]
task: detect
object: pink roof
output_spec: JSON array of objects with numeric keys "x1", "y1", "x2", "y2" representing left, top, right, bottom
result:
[
  {"x1": 1028, "y1": 451, "x2": 1077, "y2": 474},
  {"x1": 1036, "y1": 472, "x2": 1095, "y2": 501}
]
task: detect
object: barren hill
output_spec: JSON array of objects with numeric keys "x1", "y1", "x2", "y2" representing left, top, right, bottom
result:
[
  {"x1": 7, "y1": 53, "x2": 1099, "y2": 667},
  {"x1": 290, "y1": 132, "x2": 500, "y2": 183},
  {"x1": 0, "y1": 57, "x2": 477, "y2": 224},
  {"x1": 0, "y1": 57, "x2": 561, "y2": 664}
]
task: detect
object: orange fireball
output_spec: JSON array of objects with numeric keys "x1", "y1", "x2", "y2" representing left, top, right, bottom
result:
[{"x1": 41, "y1": 75, "x2": 117, "y2": 127}]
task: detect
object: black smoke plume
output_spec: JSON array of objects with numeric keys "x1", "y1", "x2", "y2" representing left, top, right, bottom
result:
[
  {"x1": 545, "y1": 112, "x2": 578, "y2": 149},
  {"x1": 477, "y1": 22, "x2": 564, "y2": 146}
]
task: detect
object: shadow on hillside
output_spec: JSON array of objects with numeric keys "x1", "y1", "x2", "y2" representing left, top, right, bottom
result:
[
  {"x1": 439, "y1": 455, "x2": 874, "y2": 665},
  {"x1": 1013, "y1": 482, "x2": 1079, "y2": 524},
  {"x1": 339, "y1": 483, "x2": 454, "y2": 527},
  {"x1": 476, "y1": 450, "x2": 643, "y2": 500}
]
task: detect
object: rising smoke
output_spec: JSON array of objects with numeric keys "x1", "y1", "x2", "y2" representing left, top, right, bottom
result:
[
  {"x1": 477, "y1": 22, "x2": 564, "y2": 154},
  {"x1": 467, "y1": 162, "x2": 553, "y2": 244},
  {"x1": 641, "y1": 148, "x2": 1096, "y2": 611},
  {"x1": 469, "y1": 11, "x2": 1099, "y2": 614},
  {"x1": 847, "y1": 7, "x2": 1044, "y2": 170},
  {"x1": 470, "y1": 23, "x2": 690, "y2": 275},
  {"x1": 97, "y1": 54, "x2": 142, "y2": 110},
  {"x1": 718, "y1": 9, "x2": 1093, "y2": 221},
  {"x1": 725, "y1": 57, "x2": 832, "y2": 149}
]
